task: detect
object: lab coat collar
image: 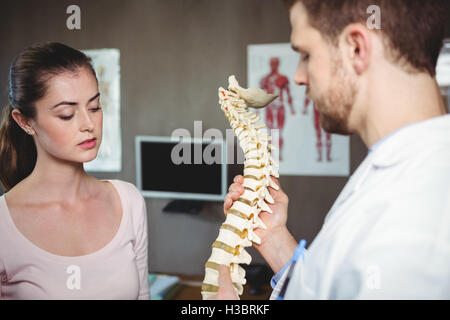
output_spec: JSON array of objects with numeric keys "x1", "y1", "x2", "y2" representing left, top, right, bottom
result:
[
  {"x1": 370, "y1": 114, "x2": 450, "y2": 168},
  {"x1": 325, "y1": 114, "x2": 450, "y2": 223}
]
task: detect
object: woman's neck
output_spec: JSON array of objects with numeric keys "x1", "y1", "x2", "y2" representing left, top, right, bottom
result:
[{"x1": 20, "y1": 156, "x2": 96, "y2": 205}]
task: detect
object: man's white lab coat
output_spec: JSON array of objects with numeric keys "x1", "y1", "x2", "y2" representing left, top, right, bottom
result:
[{"x1": 272, "y1": 114, "x2": 450, "y2": 299}]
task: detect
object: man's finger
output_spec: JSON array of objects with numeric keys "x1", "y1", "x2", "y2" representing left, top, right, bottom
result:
[
  {"x1": 271, "y1": 176, "x2": 281, "y2": 187},
  {"x1": 226, "y1": 191, "x2": 242, "y2": 202},
  {"x1": 228, "y1": 183, "x2": 244, "y2": 194},
  {"x1": 218, "y1": 265, "x2": 234, "y2": 290},
  {"x1": 223, "y1": 197, "x2": 232, "y2": 215},
  {"x1": 206, "y1": 265, "x2": 239, "y2": 300},
  {"x1": 224, "y1": 184, "x2": 245, "y2": 215},
  {"x1": 228, "y1": 183, "x2": 245, "y2": 198}
]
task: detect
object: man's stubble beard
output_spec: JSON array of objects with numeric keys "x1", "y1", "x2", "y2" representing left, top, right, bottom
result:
[{"x1": 313, "y1": 54, "x2": 357, "y2": 135}]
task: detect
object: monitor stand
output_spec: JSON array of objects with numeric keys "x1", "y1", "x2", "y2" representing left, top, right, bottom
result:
[{"x1": 163, "y1": 200, "x2": 205, "y2": 215}]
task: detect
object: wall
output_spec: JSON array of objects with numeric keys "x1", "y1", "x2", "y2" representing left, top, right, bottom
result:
[{"x1": 1, "y1": 0, "x2": 438, "y2": 275}]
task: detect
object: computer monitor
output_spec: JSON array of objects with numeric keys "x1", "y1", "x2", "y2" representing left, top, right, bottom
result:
[{"x1": 135, "y1": 136, "x2": 227, "y2": 201}]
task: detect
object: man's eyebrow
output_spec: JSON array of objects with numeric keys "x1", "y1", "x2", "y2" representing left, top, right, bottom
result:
[{"x1": 51, "y1": 92, "x2": 100, "y2": 110}]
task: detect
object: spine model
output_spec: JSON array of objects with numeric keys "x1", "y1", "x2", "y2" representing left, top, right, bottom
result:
[{"x1": 201, "y1": 75, "x2": 280, "y2": 299}]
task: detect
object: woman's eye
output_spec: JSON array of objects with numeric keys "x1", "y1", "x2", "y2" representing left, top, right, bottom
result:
[{"x1": 58, "y1": 107, "x2": 101, "y2": 120}]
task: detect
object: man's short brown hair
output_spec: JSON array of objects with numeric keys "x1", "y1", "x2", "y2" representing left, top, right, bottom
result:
[{"x1": 284, "y1": 0, "x2": 449, "y2": 76}]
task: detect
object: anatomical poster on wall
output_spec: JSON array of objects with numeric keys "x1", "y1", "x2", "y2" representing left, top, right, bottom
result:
[
  {"x1": 82, "y1": 48, "x2": 122, "y2": 172},
  {"x1": 247, "y1": 43, "x2": 350, "y2": 176}
]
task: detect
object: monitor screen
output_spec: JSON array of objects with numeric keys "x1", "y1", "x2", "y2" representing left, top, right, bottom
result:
[{"x1": 135, "y1": 136, "x2": 227, "y2": 201}]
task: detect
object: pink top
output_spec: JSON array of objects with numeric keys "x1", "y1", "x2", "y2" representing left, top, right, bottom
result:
[{"x1": 0, "y1": 179, "x2": 150, "y2": 300}]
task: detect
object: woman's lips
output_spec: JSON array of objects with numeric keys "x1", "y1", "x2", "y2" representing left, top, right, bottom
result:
[{"x1": 78, "y1": 138, "x2": 97, "y2": 149}]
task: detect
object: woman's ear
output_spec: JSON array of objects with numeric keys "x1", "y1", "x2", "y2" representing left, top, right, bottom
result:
[
  {"x1": 11, "y1": 109, "x2": 33, "y2": 134},
  {"x1": 341, "y1": 23, "x2": 371, "y2": 75}
]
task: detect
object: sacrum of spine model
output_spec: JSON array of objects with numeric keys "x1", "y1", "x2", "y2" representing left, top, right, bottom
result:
[{"x1": 201, "y1": 75, "x2": 280, "y2": 299}]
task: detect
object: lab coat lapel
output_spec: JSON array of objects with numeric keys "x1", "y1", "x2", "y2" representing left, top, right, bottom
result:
[
  {"x1": 324, "y1": 152, "x2": 374, "y2": 223},
  {"x1": 324, "y1": 114, "x2": 450, "y2": 224}
]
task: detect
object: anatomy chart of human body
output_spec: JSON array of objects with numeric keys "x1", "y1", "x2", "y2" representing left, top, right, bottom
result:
[
  {"x1": 259, "y1": 57, "x2": 296, "y2": 161},
  {"x1": 248, "y1": 43, "x2": 350, "y2": 177}
]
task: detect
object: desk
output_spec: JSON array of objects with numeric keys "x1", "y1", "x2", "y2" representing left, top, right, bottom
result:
[{"x1": 168, "y1": 274, "x2": 272, "y2": 300}]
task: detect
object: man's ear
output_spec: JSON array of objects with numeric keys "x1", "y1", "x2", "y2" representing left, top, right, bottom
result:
[{"x1": 341, "y1": 23, "x2": 371, "y2": 75}]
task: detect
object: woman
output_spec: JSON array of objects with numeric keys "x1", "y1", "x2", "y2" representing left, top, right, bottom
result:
[{"x1": 0, "y1": 42, "x2": 149, "y2": 299}]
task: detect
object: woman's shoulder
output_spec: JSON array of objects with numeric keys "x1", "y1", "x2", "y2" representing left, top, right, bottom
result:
[
  {"x1": 0, "y1": 193, "x2": 8, "y2": 222},
  {"x1": 106, "y1": 179, "x2": 145, "y2": 211},
  {"x1": 106, "y1": 180, "x2": 147, "y2": 235},
  {"x1": 106, "y1": 179, "x2": 141, "y2": 198}
]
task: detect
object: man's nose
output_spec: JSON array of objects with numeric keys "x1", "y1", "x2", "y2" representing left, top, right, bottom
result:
[{"x1": 294, "y1": 63, "x2": 308, "y2": 86}]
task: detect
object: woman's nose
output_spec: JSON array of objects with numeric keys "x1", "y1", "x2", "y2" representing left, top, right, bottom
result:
[{"x1": 79, "y1": 109, "x2": 94, "y2": 132}]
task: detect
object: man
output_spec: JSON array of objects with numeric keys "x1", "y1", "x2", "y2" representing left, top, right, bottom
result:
[{"x1": 213, "y1": 0, "x2": 450, "y2": 299}]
